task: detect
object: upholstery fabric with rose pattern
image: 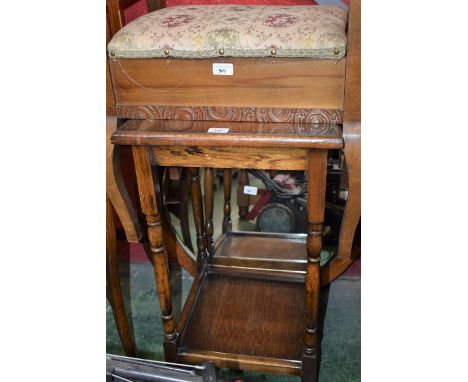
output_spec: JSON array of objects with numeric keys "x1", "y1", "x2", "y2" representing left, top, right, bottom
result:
[{"x1": 108, "y1": 5, "x2": 347, "y2": 59}]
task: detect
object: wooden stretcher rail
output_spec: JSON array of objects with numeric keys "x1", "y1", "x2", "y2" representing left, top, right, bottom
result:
[
  {"x1": 151, "y1": 146, "x2": 309, "y2": 170},
  {"x1": 177, "y1": 350, "x2": 302, "y2": 376}
]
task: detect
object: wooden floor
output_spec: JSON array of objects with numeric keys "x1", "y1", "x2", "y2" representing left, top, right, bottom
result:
[{"x1": 179, "y1": 272, "x2": 305, "y2": 361}]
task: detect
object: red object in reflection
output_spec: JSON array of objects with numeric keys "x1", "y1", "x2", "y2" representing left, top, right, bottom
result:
[
  {"x1": 244, "y1": 190, "x2": 273, "y2": 220},
  {"x1": 123, "y1": 0, "x2": 148, "y2": 24}
]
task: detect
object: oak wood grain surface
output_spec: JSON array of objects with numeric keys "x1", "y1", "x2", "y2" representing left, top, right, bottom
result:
[
  {"x1": 321, "y1": 121, "x2": 361, "y2": 284},
  {"x1": 179, "y1": 273, "x2": 305, "y2": 362},
  {"x1": 178, "y1": 349, "x2": 302, "y2": 376},
  {"x1": 209, "y1": 264, "x2": 307, "y2": 284},
  {"x1": 188, "y1": 168, "x2": 209, "y2": 269},
  {"x1": 213, "y1": 232, "x2": 307, "y2": 271},
  {"x1": 132, "y1": 146, "x2": 178, "y2": 358},
  {"x1": 161, "y1": 213, "x2": 198, "y2": 277},
  {"x1": 111, "y1": 119, "x2": 343, "y2": 149},
  {"x1": 151, "y1": 146, "x2": 309, "y2": 170},
  {"x1": 237, "y1": 169, "x2": 250, "y2": 219},
  {"x1": 204, "y1": 168, "x2": 215, "y2": 258},
  {"x1": 116, "y1": 105, "x2": 343, "y2": 124},
  {"x1": 343, "y1": 0, "x2": 361, "y2": 122},
  {"x1": 106, "y1": 116, "x2": 142, "y2": 243},
  {"x1": 222, "y1": 169, "x2": 232, "y2": 234},
  {"x1": 175, "y1": 264, "x2": 205, "y2": 336},
  {"x1": 109, "y1": 58, "x2": 345, "y2": 110},
  {"x1": 303, "y1": 150, "x2": 327, "y2": 367}
]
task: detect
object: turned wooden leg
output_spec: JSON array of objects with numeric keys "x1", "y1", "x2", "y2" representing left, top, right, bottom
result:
[
  {"x1": 222, "y1": 169, "x2": 232, "y2": 234},
  {"x1": 179, "y1": 168, "x2": 194, "y2": 252},
  {"x1": 189, "y1": 168, "x2": 209, "y2": 268},
  {"x1": 237, "y1": 169, "x2": 249, "y2": 219},
  {"x1": 204, "y1": 168, "x2": 215, "y2": 258},
  {"x1": 132, "y1": 146, "x2": 177, "y2": 360},
  {"x1": 106, "y1": 196, "x2": 136, "y2": 357},
  {"x1": 302, "y1": 149, "x2": 328, "y2": 382}
]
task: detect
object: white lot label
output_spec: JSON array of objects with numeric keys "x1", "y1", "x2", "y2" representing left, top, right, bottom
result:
[
  {"x1": 213, "y1": 63, "x2": 233, "y2": 76},
  {"x1": 207, "y1": 128, "x2": 229, "y2": 133},
  {"x1": 244, "y1": 185, "x2": 258, "y2": 196}
]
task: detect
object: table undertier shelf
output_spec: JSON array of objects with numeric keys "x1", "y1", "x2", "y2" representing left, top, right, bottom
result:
[
  {"x1": 178, "y1": 271, "x2": 305, "y2": 375},
  {"x1": 214, "y1": 231, "x2": 307, "y2": 272}
]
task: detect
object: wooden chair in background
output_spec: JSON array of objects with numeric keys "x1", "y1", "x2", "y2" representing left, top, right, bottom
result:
[
  {"x1": 328, "y1": 0, "x2": 360, "y2": 282},
  {"x1": 106, "y1": 0, "x2": 199, "y2": 356},
  {"x1": 106, "y1": 0, "x2": 147, "y2": 356}
]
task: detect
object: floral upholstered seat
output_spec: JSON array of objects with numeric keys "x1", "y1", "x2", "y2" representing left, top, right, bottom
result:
[{"x1": 108, "y1": 5, "x2": 347, "y2": 59}]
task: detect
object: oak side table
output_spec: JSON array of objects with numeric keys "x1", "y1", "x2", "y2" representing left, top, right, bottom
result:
[{"x1": 111, "y1": 119, "x2": 343, "y2": 382}]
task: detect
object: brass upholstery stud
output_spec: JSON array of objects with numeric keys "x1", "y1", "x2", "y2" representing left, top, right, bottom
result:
[
  {"x1": 164, "y1": 49, "x2": 170, "y2": 56},
  {"x1": 219, "y1": 48, "x2": 224, "y2": 55},
  {"x1": 271, "y1": 48, "x2": 277, "y2": 56},
  {"x1": 333, "y1": 48, "x2": 340, "y2": 55}
]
